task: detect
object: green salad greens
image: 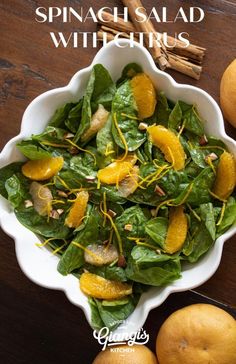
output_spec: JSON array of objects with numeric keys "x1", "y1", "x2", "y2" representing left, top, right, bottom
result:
[{"x1": 0, "y1": 63, "x2": 235, "y2": 332}]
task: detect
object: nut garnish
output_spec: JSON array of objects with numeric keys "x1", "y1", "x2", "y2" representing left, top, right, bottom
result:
[
  {"x1": 63, "y1": 132, "x2": 74, "y2": 139},
  {"x1": 108, "y1": 209, "x2": 117, "y2": 218},
  {"x1": 138, "y1": 122, "x2": 148, "y2": 131},
  {"x1": 86, "y1": 176, "x2": 96, "y2": 182},
  {"x1": 205, "y1": 153, "x2": 218, "y2": 162},
  {"x1": 124, "y1": 224, "x2": 133, "y2": 231},
  {"x1": 154, "y1": 185, "x2": 166, "y2": 196},
  {"x1": 57, "y1": 209, "x2": 64, "y2": 215},
  {"x1": 24, "y1": 200, "x2": 33, "y2": 208},
  {"x1": 199, "y1": 134, "x2": 208, "y2": 146},
  {"x1": 57, "y1": 190, "x2": 68, "y2": 198},
  {"x1": 118, "y1": 255, "x2": 127, "y2": 268},
  {"x1": 50, "y1": 210, "x2": 60, "y2": 219}
]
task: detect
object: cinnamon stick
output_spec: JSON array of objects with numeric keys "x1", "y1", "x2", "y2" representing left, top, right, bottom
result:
[
  {"x1": 97, "y1": 28, "x2": 202, "y2": 80},
  {"x1": 97, "y1": 10, "x2": 206, "y2": 64},
  {"x1": 121, "y1": 0, "x2": 169, "y2": 70}
]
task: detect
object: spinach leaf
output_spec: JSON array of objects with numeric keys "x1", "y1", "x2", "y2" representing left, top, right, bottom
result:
[
  {"x1": 174, "y1": 167, "x2": 215, "y2": 206},
  {"x1": 116, "y1": 206, "x2": 148, "y2": 238},
  {"x1": 0, "y1": 162, "x2": 23, "y2": 199},
  {"x1": 187, "y1": 220, "x2": 214, "y2": 263},
  {"x1": 159, "y1": 169, "x2": 189, "y2": 198},
  {"x1": 48, "y1": 102, "x2": 76, "y2": 128},
  {"x1": 155, "y1": 92, "x2": 171, "y2": 126},
  {"x1": 83, "y1": 265, "x2": 127, "y2": 282},
  {"x1": 5, "y1": 174, "x2": 28, "y2": 208},
  {"x1": 65, "y1": 99, "x2": 83, "y2": 133},
  {"x1": 199, "y1": 203, "x2": 216, "y2": 240},
  {"x1": 115, "y1": 206, "x2": 149, "y2": 255},
  {"x1": 179, "y1": 101, "x2": 204, "y2": 136},
  {"x1": 32, "y1": 126, "x2": 68, "y2": 144},
  {"x1": 74, "y1": 64, "x2": 115, "y2": 142},
  {"x1": 89, "y1": 298, "x2": 105, "y2": 331},
  {"x1": 17, "y1": 140, "x2": 52, "y2": 160},
  {"x1": 168, "y1": 101, "x2": 182, "y2": 129},
  {"x1": 90, "y1": 186, "x2": 126, "y2": 205},
  {"x1": 187, "y1": 146, "x2": 221, "y2": 169},
  {"x1": 70, "y1": 153, "x2": 98, "y2": 178},
  {"x1": 126, "y1": 246, "x2": 181, "y2": 286},
  {"x1": 93, "y1": 295, "x2": 140, "y2": 331},
  {"x1": 57, "y1": 208, "x2": 100, "y2": 275},
  {"x1": 116, "y1": 63, "x2": 143, "y2": 86},
  {"x1": 15, "y1": 206, "x2": 71, "y2": 239},
  {"x1": 112, "y1": 80, "x2": 146, "y2": 151},
  {"x1": 96, "y1": 114, "x2": 116, "y2": 167},
  {"x1": 143, "y1": 139, "x2": 153, "y2": 162},
  {"x1": 145, "y1": 217, "x2": 168, "y2": 248},
  {"x1": 217, "y1": 197, "x2": 236, "y2": 236}
]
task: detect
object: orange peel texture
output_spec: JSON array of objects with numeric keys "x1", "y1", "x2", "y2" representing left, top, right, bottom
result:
[
  {"x1": 80, "y1": 272, "x2": 132, "y2": 300},
  {"x1": 213, "y1": 151, "x2": 236, "y2": 200},
  {"x1": 165, "y1": 206, "x2": 188, "y2": 254},
  {"x1": 148, "y1": 125, "x2": 185, "y2": 170},
  {"x1": 22, "y1": 156, "x2": 64, "y2": 181},
  {"x1": 65, "y1": 190, "x2": 89, "y2": 228},
  {"x1": 130, "y1": 73, "x2": 157, "y2": 119}
]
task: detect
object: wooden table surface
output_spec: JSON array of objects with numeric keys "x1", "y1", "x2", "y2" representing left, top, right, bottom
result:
[{"x1": 0, "y1": 0, "x2": 236, "y2": 363}]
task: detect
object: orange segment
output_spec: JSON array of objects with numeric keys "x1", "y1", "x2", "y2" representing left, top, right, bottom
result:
[
  {"x1": 165, "y1": 206, "x2": 188, "y2": 254},
  {"x1": 118, "y1": 166, "x2": 139, "y2": 197},
  {"x1": 147, "y1": 125, "x2": 185, "y2": 170},
  {"x1": 97, "y1": 154, "x2": 137, "y2": 185},
  {"x1": 29, "y1": 182, "x2": 52, "y2": 216},
  {"x1": 80, "y1": 272, "x2": 132, "y2": 300},
  {"x1": 213, "y1": 151, "x2": 236, "y2": 200},
  {"x1": 65, "y1": 191, "x2": 89, "y2": 228},
  {"x1": 22, "y1": 156, "x2": 64, "y2": 181},
  {"x1": 130, "y1": 73, "x2": 157, "y2": 119},
  {"x1": 81, "y1": 104, "x2": 109, "y2": 142}
]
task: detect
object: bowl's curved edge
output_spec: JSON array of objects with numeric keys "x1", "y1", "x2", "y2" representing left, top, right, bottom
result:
[{"x1": 0, "y1": 39, "x2": 236, "y2": 337}]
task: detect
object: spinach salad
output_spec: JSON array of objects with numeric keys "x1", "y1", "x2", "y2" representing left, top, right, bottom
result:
[{"x1": 0, "y1": 63, "x2": 235, "y2": 331}]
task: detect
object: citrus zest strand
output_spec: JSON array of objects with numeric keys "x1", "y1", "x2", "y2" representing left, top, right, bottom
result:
[
  {"x1": 169, "y1": 183, "x2": 194, "y2": 207},
  {"x1": 206, "y1": 156, "x2": 216, "y2": 175},
  {"x1": 121, "y1": 113, "x2": 140, "y2": 121},
  {"x1": 103, "y1": 192, "x2": 107, "y2": 227},
  {"x1": 136, "y1": 242, "x2": 160, "y2": 250},
  {"x1": 52, "y1": 240, "x2": 68, "y2": 255},
  {"x1": 100, "y1": 202, "x2": 123, "y2": 255},
  {"x1": 187, "y1": 203, "x2": 201, "y2": 222},
  {"x1": 209, "y1": 190, "x2": 227, "y2": 203},
  {"x1": 197, "y1": 145, "x2": 226, "y2": 152},
  {"x1": 65, "y1": 139, "x2": 97, "y2": 166},
  {"x1": 216, "y1": 202, "x2": 227, "y2": 226},
  {"x1": 178, "y1": 120, "x2": 186, "y2": 138},
  {"x1": 105, "y1": 229, "x2": 114, "y2": 251},
  {"x1": 127, "y1": 169, "x2": 144, "y2": 190},
  {"x1": 155, "y1": 199, "x2": 174, "y2": 216},
  {"x1": 128, "y1": 237, "x2": 159, "y2": 251},
  {"x1": 36, "y1": 237, "x2": 58, "y2": 248},
  {"x1": 40, "y1": 141, "x2": 69, "y2": 148},
  {"x1": 113, "y1": 113, "x2": 128, "y2": 161},
  {"x1": 72, "y1": 241, "x2": 103, "y2": 263},
  {"x1": 105, "y1": 142, "x2": 115, "y2": 157}
]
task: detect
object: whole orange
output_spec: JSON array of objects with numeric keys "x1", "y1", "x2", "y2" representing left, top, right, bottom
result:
[
  {"x1": 220, "y1": 59, "x2": 236, "y2": 127},
  {"x1": 93, "y1": 344, "x2": 158, "y2": 364},
  {"x1": 156, "y1": 304, "x2": 236, "y2": 364}
]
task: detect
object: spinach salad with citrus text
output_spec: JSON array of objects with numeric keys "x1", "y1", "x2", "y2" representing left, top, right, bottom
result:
[{"x1": 0, "y1": 63, "x2": 235, "y2": 331}]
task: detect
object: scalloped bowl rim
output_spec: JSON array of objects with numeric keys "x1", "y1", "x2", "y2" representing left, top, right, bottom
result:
[{"x1": 0, "y1": 39, "x2": 235, "y2": 336}]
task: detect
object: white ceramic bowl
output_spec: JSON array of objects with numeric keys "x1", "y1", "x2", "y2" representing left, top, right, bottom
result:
[{"x1": 0, "y1": 40, "x2": 235, "y2": 336}]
